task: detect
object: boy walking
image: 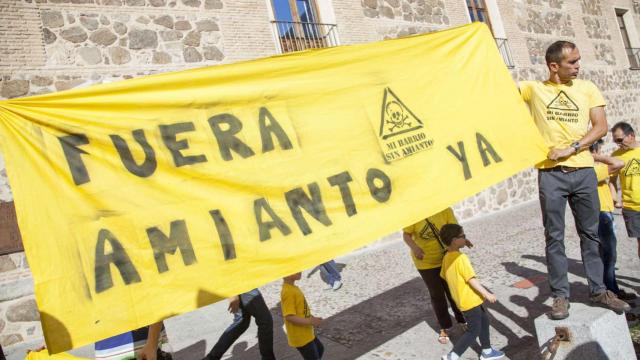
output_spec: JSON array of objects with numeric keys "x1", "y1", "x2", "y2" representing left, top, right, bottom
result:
[
  {"x1": 281, "y1": 272, "x2": 324, "y2": 359},
  {"x1": 439, "y1": 224, "x2": 504, "y2": 360}
]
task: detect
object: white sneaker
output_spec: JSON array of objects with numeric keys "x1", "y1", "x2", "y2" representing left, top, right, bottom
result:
[{"x1": 332, "y1": 280, "x2": 343, "y2": 290}]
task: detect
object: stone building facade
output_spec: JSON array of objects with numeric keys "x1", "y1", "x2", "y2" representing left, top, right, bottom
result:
[{"x1": 1, "y1": 0, "x2": 640, "y2": 348}]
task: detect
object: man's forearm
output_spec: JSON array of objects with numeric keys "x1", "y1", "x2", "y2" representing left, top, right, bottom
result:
[{"x1": 578, "y1": 106, "x2": 608, "y2": 149}]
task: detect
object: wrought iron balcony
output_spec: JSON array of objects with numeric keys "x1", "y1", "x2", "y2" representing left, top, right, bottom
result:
[
  {"x1": 495, "y1": 37, "x2": 515, "y2": 68},
  {"x1": 271, "y1": 21, "x2": 338, "y2": 54},
  {"x1": 626, "y1": 47, "x2": 640, "y2": 69}
]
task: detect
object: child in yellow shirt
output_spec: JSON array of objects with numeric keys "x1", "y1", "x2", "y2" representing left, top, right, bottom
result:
[
  {"x1": 281, "y1": 272, "x2": 324, "y2": 359},
  {"x1": 439, "y1": 224, "x2": 504, "y2": 360}
]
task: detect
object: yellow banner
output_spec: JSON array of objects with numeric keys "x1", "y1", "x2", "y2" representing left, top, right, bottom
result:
[{"x1": 0, "y1": 23, "x2": 547, "y2": 352}]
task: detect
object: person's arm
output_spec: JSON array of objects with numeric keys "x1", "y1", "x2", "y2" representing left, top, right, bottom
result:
[
  {"x1": 227, "y1": 295, "x2": 240, "y2": 313},
  {"x1": 548, "y1": 106, "x2": 608, "y2": 161},
  {"x1": 403, "y1": 232, "x2": 424, "y2": 260},
  {"x1": 593, "y1": 153, "x2": 624, "y2": 174},
  {"x1": 608, "y1": 181, "x2": 618, "y2": 208},
  {"x1": 468, "y1": 278, "x2": 497, "y2": 303},
  {"x1": 610, "y1": 172, "x2": 623, "y2": 208},
  {"x1": 136, "y1": 322, "x2": 163, "y2": 360},
  {"x1": 285, "y1": 314, "x2": 323, "y2": 326}
]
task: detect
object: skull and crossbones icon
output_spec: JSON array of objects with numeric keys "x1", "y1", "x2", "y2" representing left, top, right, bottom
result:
[{"x1": 385, "y1": 101, "x2": 410, "y2": 132}]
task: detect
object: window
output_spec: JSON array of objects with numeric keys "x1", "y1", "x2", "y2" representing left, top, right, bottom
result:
[
  {"x1": 467, "y1": 0, "x2": 492, "y2": 32},
  {"x1": 466, "y1": 0, "x2": 514, "y2": 68},
  {"x1": 616, "y1": 9, "x2": 640, "y2": 69},
  {"x1": 270, "y1": 0, "x2": 338, "y2": 53},
  {"x1": 272, "y1": 0, "x2": 319, "y2": 24}
]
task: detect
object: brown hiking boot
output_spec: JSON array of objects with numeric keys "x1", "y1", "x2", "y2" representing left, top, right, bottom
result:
[
  {"x1": 591, "y1": 290, "x2": 632, "y2": 314},
  {"x1": 550, "y1": 297, "x2": 570, "y2": 320}
]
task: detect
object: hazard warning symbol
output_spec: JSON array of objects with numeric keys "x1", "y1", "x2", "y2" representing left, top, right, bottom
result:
[
  {"x1": 625, "y1": 158, "x2": 640, "y2": 176},
  {"x1": 379, "y1": 88, "x2": 424, "y2": 140},
  {"x1": 373, "y1": 87, "x2": 434, "y2": 162},
  {"x1": 547, "y1": 91, "x2": 579, "y2": 111}
]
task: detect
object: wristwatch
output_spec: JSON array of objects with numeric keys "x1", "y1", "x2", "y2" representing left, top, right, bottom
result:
[{"x1": 570, "y1": 141, "x2": 580, "y2": 153}]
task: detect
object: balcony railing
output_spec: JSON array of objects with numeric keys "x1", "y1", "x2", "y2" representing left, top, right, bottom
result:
[
  {"x1": 271, "y1": 21, "x2": 338, "y2": 54},
  {"x1": 626, "y1": 47, "x2": 640, "y2": 69},
  {"x1": 495, "y1": 37, "x2": 515, "y2": 68}
]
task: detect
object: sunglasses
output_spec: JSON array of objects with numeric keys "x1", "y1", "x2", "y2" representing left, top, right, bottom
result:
[{"x1": 614, "y1": 137, "x2": 626, "y2": 144}]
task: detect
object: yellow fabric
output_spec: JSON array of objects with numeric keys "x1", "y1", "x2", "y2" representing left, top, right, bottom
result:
[
  {"x1": 281, "y1": 283, "x2": 314, "y2": 348},
  {"x1": 440, "y1": 251, "x2": 484, "y2": 311},
  {"x1": 613, "y1": 147, "x2": 640, "y2": 211},
  {"x1": 403, "y1": 207, "x2": 457, "y2": 269},
  {"x1": 595, "y1": 164, "x2": 614, "y2": 212},
  {"x1": 520, "y1": 80, "x2": 606, "y2": 169},
  {"x1": 25, "y1": 350, "x2": 84, "y2": 360},
  {"x1": 0, "y1": 22, "x2": 547, "y2": 352}
]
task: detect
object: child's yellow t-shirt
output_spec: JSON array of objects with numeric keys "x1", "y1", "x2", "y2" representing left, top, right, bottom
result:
[
  {"x1": 440, "y1": 251, "x2": 484, "y2": 311},
  {"x1": 281, "y1": 282, "x2": 314, "y2": 347},
  {"x1": 594, "y1": 164, "x2": 614, "y2": 212}
]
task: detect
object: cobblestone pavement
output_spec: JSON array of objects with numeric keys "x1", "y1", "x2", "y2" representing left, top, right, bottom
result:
[{"x1": 6, "y1": 199, "x2": 640, "y2": 360}]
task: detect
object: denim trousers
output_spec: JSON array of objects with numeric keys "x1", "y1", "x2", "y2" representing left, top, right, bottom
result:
[
  {"x1": 320, "y1": 260, "x2": 341, "y2": 285},
  {"x1": 296, "y1": 337, "x2": 324, "y2": 360},
  {"x1": 599, "y1": 211, "x2": 620, "y2": 294},
  {"x1": 417, "y1": 267, "x2": 465, "y2": 329},
  {"x1": 538, "y1": 168, "x2": 605, "y2": 298},
  {"x1": 451, "y1": 304, "x2": 491, "y2": 356},
  {"x1": 206, "y1": 291, "x2": 275, "y2": 360}
]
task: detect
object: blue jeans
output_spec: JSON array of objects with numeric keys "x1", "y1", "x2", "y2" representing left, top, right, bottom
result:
[
  {"x1": 296, "y1": 337, "x2": 324, "y2": 359},
  {"x1": 599, "y1": 212, "x2": 620, "y2": 294},
  {"x1": 206, "y1": 290, "x2": 275, "y2": 360},
  {"x1": 451, "y1": 305, "x2": 491, "y2": 357},
  {"x1": 320, "y1": 260, "x2": 341, "y2": 285}
]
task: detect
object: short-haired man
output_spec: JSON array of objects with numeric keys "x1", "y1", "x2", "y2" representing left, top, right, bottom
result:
[
  {"x1": 520, "y1": 41, "x2": 630, "y2": 320},
  {"x1": 611, "y1": 121, "x2": 640, "y2": 259}
]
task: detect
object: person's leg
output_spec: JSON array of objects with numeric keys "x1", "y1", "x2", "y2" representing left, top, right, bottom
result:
[
  {"x1": 478, "y1": 306, "x2": 491, "y2": 350},
  {"x1": 451, "y1": 306, "x2": 482, "y2": 357},
  {"x1": 538, "y1": 170, "x2": 571, "y2": 299},
  {"x1": 296, "y1": 338, "x2": 322, "y2": 360},
  {"x1": 567, "y1": 169, "x2": 605, "y2": 295},
  {"x1": 243, "y1": 293, "x2": 276, "y2": 360},
  {"x1": 320, "y1": 260, "x2": 341, "y2": 284},
  {"x1": 206, "y1": 306, "x2": 251, "y2": 360},
  {"x1": 623, "y1": 209, "x2": 640, "y2": 259},
  {"x1": 599, "y1": 212, "x2": 620, "y2": 294},
  {"x1": 418, "y1": 268, "x2": 454, "y2": 330},
  {"x1": 314, "y1": 337, "x2": 324, "y2": 359}
]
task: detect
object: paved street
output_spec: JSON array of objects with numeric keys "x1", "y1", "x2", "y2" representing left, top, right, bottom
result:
[{"x1": 7, "y1": 199, "x2": 640, "y2": 360}]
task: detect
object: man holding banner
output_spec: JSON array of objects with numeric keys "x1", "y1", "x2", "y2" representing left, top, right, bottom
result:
[{"x1": 520, "y1": 41, "x2": 630, "y2": 320}]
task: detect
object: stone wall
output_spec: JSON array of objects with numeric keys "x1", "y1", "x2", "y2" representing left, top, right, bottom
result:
[
  {"x1": 3, "y1": 0, "x2": 640, "y2": 348},
  {"x1": 0, "y1": 253, "x2": 38, "y2": 348}
]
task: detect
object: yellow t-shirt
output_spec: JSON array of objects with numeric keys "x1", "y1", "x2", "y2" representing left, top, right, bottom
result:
[
  {"x1": 440, "y1": 251, "x2": 484, "y2": 311},
  {"x1": 613, "y1": 146, "x2": 640, "y2": 211},
  {"x1": 595, "y1": 164, "x2": 614, "y2": 212},
  {"x1": 403, "y1": 207, "x2": 457, "y2": 270},
  {"x1": 281, "y1": 282, "x2": 314, "y2": 347},
  {"x1": 520, "y1": 80, "x2": 606, "y2": 168}
]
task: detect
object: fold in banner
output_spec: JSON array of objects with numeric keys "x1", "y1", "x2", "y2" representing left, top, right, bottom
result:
[{"x1": 0, "y1": 22, "x2": 548, "y2": 352}]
